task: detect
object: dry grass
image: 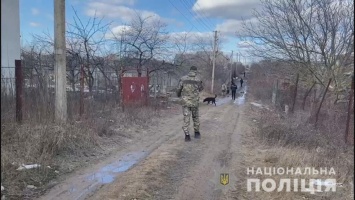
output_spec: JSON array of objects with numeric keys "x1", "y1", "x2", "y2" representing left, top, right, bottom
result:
[
  {"x1": 234, "y1": 107, "x2": 354, "y2": 200},
  {"x1": 232, "y1": 65, "x2": 354, "y2": 200},
  {"x1": 1, "y1": 122, "x2": 98, "y2": 199},
  {"x1": 1, "y1": 85, "x2": 162, "y2": 199}
]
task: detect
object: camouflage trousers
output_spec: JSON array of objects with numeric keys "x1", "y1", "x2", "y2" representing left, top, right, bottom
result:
[{"x1": 182, "y1": 106, "x2": 200, "y2": 135}]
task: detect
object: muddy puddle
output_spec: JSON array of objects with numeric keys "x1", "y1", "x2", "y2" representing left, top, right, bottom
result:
[
  {"x1": 235, "y1": 85, "x2": 247, "y2": 105},
  {"x1": 39, "y1": 151, "x2": 146, "y2": 200},
  {"x1": 214, "y1": 85, "x2": 247, "y2": 106}
]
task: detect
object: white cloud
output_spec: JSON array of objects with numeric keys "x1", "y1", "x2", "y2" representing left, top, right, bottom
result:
[
  {"x1": 106, "y1": 25, "x2": 132, "y2": 39},
  {"x1": 31, "y1": 8, "x2": 40, "y2": 15},
  {"x1": 111, "y1": 25, "x2": 131, "y2": 34},
  {"x1": 29, "y1": 22, "x2": 41, "y2": 27},
  {"x1": 85, "y1": 1, "x2": 161, "y2": 23},
  {"x1": 85, "y1": 0, "x2": 185, "y2": 28},
  {"x1": 192, "y1": 0, "x2": 261, "y2": 20},
  {"x1": 169, "y1": 31, "x2": 213, "y2": 43},
  {"x1": 216, "y1": 19, "x2": 241, "y2": 36},
  {"x1": 191, "y1": 1, "x2": 261, "y2": 38},
  {"x1": 216, "y1": 18, "x2": 258, "y2": 37}
]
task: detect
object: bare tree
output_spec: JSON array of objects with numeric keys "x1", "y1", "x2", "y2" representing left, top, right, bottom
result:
[
  {"x1": 21, "y1": 38, "x2": 55, "y2": 102},
  {"x1": 149, "y1": 32, "x2": 195, "y2": 76},
  {"x1": 115, "y1": 13, "x2": 169, "y2": 77},
  {"x1": 66, "y1": 38, "x2": 82, "y2": 92},
  {"x1": 67, "y1": 8, "x2": 111, "y2": 93},
  {"x1": 239, "y1": 0, "x2": 354, "y2": 99}
]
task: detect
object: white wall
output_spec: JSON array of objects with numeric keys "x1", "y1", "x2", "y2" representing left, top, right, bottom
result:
[{"x1": 1, "y1": 0, "x2": 20, "y2": 82}]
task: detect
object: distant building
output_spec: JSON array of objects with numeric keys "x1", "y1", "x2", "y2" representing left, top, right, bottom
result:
[{"x1": 1, "y1": 0, "x2": 21, "y2": 92}]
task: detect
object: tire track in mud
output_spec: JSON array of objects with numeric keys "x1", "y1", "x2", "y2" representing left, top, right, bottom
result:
[
  {"x1": 88, "y1": 105, "x2": 220, "y2": 199},
  {"x1": 39, "y1": 107, "x2": 214, "y2": 200},
  {"x1": 173, "y1": 102, "x2": 243, "y2": 200},
  {"x1": 86, "y1": 103, "x2": 234, "y2": 200},
  {"x1": 216, "y1": 112, "x2": 240, "y2": 168}
]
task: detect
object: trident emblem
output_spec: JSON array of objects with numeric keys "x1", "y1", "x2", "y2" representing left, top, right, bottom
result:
[{"x1": 220, "y1": 173, "x2": 229, "y2": 185}]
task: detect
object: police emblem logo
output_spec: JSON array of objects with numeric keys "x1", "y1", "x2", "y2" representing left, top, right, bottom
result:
[
  {"x1": 220, "y1": 173, "x2": 229, "y2": 185},
  {"x1": 209, "y1": 167, "x2": 236, "y2": 195}
]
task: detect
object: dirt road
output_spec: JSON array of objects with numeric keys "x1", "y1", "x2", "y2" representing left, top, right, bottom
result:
[{"x1": 39, "y1": 87, "x2": 248, "y2": 200}]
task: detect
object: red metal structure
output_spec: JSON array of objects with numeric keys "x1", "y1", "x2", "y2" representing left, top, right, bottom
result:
[{"x1": 122, "y1": 76, "x2": 148, "y2": 105}]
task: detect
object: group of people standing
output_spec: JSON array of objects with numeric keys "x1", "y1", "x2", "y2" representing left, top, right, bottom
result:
[{"x1": 221, "y1": 78, "x2": 244, "y2": 100}]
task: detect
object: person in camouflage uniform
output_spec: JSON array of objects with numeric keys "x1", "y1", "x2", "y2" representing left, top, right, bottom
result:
[{"x1": 176, "y1": 66, "x2": 204, "y2": 141}]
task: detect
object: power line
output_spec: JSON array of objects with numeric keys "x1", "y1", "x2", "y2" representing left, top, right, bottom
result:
[
  {"x1": 180, "y1": 0, "x2": 210, "y2": 30},
  {"x1": 180, "y1": 0, "x2": 212, "y2": 31},
  {"x1": 168, "y1": 0, "x2": 215, "y2": 50},
  {"x1": 187, "y1": 0, "x2": 215, "y2": 29},
  {"x1": 168, "y1": 0, "x2": 202, "y2": 33},
  {"x1": 183, "y1": 0, "x2": 214, "y2": 29}
]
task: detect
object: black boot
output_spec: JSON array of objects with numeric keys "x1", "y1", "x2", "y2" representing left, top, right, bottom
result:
[
  {"x1": 185, "y1": 134, "x2": 191, "y2": 141},
  {"x1": 194, "y1": 132, "x2": 201, "y2": 139}
]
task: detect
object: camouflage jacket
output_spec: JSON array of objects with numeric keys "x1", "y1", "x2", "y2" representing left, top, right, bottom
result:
[{"x1": 177, "y1": 71, "x2": 204, "y2": 107}]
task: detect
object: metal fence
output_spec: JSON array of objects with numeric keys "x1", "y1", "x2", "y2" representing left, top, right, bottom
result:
[
  {"x1": 1, "y1": 61, "x2": 180, "y2": 123},
  {"x1": 271, "y1": 74, "x2": 354, "y2": 144}
]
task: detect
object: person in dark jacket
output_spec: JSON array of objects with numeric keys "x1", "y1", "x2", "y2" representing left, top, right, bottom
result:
[
  {"x1": 231, "y1": 82, "x2": 237, "y2": 100},
  {"x1": 240, "y1": 78, "x2": 244, "y2": 87}
]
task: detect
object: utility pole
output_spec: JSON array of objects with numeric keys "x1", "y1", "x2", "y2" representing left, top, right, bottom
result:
[
  {"x1": 236, "y1": 52, "x2": 240, "y2": 63},
  {"x1": 211, "y1": 30, "x2": 218, "y2": 94},
  {"x1": 54, "y1": 0, "x2": 67, "y2": 122},
  {"x1": 229, "y1": 51, "x2": 233, "y2": 83}
]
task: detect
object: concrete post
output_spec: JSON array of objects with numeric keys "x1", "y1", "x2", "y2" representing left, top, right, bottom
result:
[
  {"x1": 1, "y1": 0, "x2": 20, "y2": 95},
  {"x1": 211, "y1": 30, "x2": 217, "y2": 94},
  {"x1": 54, "y1": 0, "x2": 67, "y2": 122},
  {"x1": 272, "y1": 79, "x2": 279, "y2": 105}
]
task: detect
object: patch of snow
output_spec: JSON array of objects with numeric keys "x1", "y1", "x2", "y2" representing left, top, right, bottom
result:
[
  {"x1": 16, "y1": 164, "x2": 41, "y2": 171},
  {"x1": 27, "y1": 185, "x2": 37, "y2": 189},
  {"x1": 250, "y1": 102, "x2": 270, "y2": 110}
]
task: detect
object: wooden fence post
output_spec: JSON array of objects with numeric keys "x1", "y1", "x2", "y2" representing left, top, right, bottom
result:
[
  {"x1": 79, "y1": 64, "x2": 84, "y2": 116},
  {"x1": 15, "y1": 60, "x2": 23, "y2": 123},
  {"x1": 120, "y1": 68, "x2": 125, "y2": 112},
  {"x1": 146, "y1": 68, "x2": 149, "y2": 106},
  {"x1": 291, "y1": 73, "x2": 299, "y2": 113},
  {"x1": 345, "y1": 75, "x2": 354, "y2": 144},
  {"x1": 315, "y1": 78, "x2": 332, "y2": 126},
  {"x1": 302, "y1": 82, "x2": 316, "y2": 110}
]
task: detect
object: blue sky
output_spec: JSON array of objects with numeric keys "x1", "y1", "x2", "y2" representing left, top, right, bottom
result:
[{"x1": 20, "y1": 0, "x2": 261, "y2": 62}]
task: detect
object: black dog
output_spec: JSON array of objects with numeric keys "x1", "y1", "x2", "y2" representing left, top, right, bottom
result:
[{"x1": 203, "y1": 94, "x2": 217, "y2": 106}]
